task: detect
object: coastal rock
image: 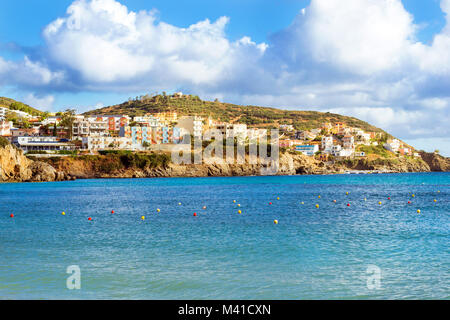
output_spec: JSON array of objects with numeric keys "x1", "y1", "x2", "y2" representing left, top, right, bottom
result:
[
  {"x1": 0, "y1": 145, "x2": 69, "y2": 183},
  {"x1": 28, "y1": 161, "x2": 58, "y2": 182},
  {"x1": 420, "y1": 152, "x2": 450, "y2": 172},
  {"x1": 17, "y1": 149, "x2": 440, "y2": 182},
  {"x1": 0, "y1": 145, "x2": 33, "y2": 182}
]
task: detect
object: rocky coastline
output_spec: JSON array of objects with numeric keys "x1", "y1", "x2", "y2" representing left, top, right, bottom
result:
[
  {"x1": 0, "y1": 145, "x2": 73, "y2": 182},
  {"x1": 1, "y1": 144, "x2": 448, "y2": 183}
]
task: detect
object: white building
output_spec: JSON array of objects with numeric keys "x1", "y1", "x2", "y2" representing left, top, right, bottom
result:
[
  {"x1": 310, "y1": 128, "x2": 321, "y2": 135},
  {"x1": 0, "y1": 107, "x2": 8, "y2": 120},
  {"x1": 0, "y1": 107, "x2": 32, "y2": 120},
  {"x1": 355, "y1": 131, "x2": 371, "y2": 145},
  {"x1": 176, "y1": 116, "x2": 203, "y2": 138},
  {"x1": 337, "y1": 148, "x2": 354, "y2": 157},
  {"x1": 342, "y1": 135, "x2": 355, "y2": 149},
  {"x1": 13, "y1": 136, "x2": 75, "y2": 152},
  {"x1": 0, "y1": 120, "x2": 12, "y2": 136},
  {"x1": 82, "y1": 136, "x2": 132, "y2": 150},
  {"x1": 42, "y1": 116, "x2": 62, "y2": 125},
  {"x1": 321, "y1": 136, "x2": 334, "y2": 152},
  {"x1": 133, "y1": 115, "x2": 161, "y2": 127},
  {"x1": 295, "y1": 144, "x2": 319, "y2": 156},
  {"x1": 296, "y1": 130, "x2": 316, "y2": 140},
  {"x1": 73, "y1": 118, "x2": 109, "y2": 138},
  {"x1": 214, "y1": 123, "x2": 248, "y2": 139},
  {"x1": 384, "y1": 139, "x2": 401, "y2": 153},
  {"x1": 10, "y1": 109, "x2": 32, "y2": 119},
  {"x1": 330, "y1": 144, "x2": 342, "y2": 156}
]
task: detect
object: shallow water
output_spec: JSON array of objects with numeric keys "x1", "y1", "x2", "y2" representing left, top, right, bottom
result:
[{"x1": 0, "y1": 173, "x2": 449, "y2": 299}]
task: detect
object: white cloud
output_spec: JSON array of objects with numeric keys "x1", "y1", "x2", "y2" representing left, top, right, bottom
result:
[
  {"x1": 0, "y1": 57, "x2": 8, "y2": 73},
  {"x1": 0, "y1": 56, "x2": 64, "y2": 87},
  {"x1": 22, "y1": 93, "x2": 55, "y2": 111},
  {"x1": 297, "y1": 0, "x2": 416, "y2": 74},
  {"x1": 42, "y1": 0, "x2": 266, "y2": 85}
]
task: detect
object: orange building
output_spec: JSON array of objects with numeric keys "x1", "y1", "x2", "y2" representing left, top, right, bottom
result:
[{"x1": 331, "y1": 122, "x2": 346, "y2": 135}]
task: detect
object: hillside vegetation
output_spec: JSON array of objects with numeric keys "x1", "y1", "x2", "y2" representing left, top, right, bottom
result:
[
  {"x1": 84, "y1": 94, "x2": 387, "y2": 133},
  {"x1": 0, "y1": 97, "x2": 43, "y2": 116}
]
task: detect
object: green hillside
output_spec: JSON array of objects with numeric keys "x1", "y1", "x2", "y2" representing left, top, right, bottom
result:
[
  {"x1": 0, "y1": 97, "x2": 43, "y2": 116},
  {"x1": 84, "y1": 94, "x2": 387, "y2": 133}
]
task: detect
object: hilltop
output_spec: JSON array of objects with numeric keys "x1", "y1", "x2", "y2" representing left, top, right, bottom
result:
[
  {"x1": 83, "y1": 94, "x2": 388, "y2": 134},
  {"x1": 0, "y1": 97, "x2": 43, "y2": 116}
]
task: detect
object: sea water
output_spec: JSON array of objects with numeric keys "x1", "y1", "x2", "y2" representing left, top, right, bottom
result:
[{"x1": 0, "y1": 173, "x2": 449, "y2": 299}]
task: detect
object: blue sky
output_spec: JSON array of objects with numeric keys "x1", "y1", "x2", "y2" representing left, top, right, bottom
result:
[
  {"x1": 0, "y1": 0, "x2": 449, "y2": 155},
  {"x1": 0, "y1": 1, "x2": 446, "y2": 49}
]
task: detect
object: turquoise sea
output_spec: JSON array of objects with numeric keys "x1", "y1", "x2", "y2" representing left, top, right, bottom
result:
[{"x1": 0, "y1": 173, "x2": 449, "y2": 300}]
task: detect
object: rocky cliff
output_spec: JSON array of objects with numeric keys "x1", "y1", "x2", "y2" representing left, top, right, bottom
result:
[
  {"x1": 419, "y1": 152, "x2": 450, "y2": 172},
  {"x1": 0, "y1": 145, "x2": 70, "y2": 182},
  {"x1": 40, "y1": 152, "x2": 433, "y2": 180},
  {"x1": 2, "y1": 145, "x2": 443, "y2": 183}
]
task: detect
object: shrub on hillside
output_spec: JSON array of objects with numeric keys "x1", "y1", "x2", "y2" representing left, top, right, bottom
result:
[{"x1": 0, "y1": 137, "x2": 10, "y2": 148}]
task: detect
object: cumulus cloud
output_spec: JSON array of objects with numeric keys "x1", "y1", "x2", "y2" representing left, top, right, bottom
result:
[
  {"x1": 270, "y1": 0, "x2": 416, "y2": 75},
  {"x1": 42, "y1": 0, "x2": 266, "y2": 87},
  {"x1": 0, "y1": 0, "x2": 450, "y2": 154},
  {"x1": 22, "y1": 93, "x2": 55, "y2": 111},
  {"x1": 0, "y1": 56, "x2": 64, "y2": 87}
]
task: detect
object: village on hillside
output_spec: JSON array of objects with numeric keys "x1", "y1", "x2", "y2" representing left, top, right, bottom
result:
[{"x1": 0, "y1": 93, "x2": 420, "y2": 161}]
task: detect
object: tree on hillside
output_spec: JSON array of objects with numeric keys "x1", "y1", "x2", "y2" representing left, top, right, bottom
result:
[
  {"x1": 41, "y1": 112, "x2": 50, "y2": 120},
  {"x1": 5, "y1": 111, "x2": 30, "y2": 128},
  {"x1": 59, "y1": 109, "x2": 76, "y2": 139}
]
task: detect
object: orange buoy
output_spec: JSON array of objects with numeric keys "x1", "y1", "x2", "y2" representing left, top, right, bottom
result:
[
  {"x1": 203, "y1": 206, "x2": 207, "y2": 210},
  {"x1": 333, "y1": 200, "x2": 337, "y2": 203}
]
